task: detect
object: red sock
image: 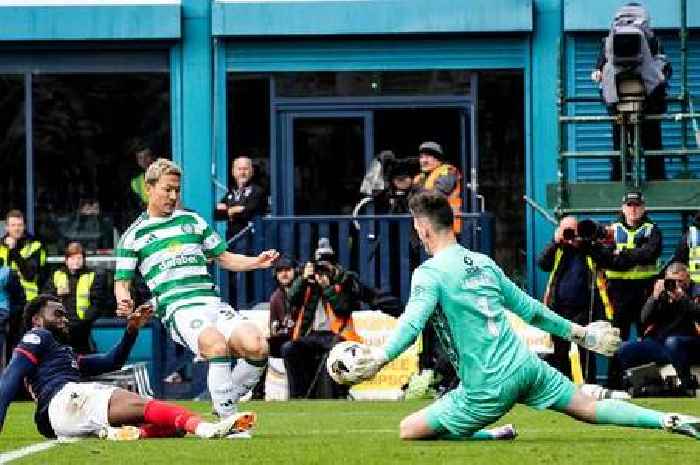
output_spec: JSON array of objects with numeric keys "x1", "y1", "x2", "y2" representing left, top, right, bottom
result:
[
  {"x1": 143, "y1": 400, "x2": 202, "y2": 434},
  {"x1": 138, "y1": 424, "x2": 182, "y2": 439}
]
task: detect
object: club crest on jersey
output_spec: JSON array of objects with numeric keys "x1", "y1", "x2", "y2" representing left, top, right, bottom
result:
[
  {"x1": 181, "y1": 223, "x2": 195, "y2": 234},
  {"x1": 167, "y1": 242, "x2": 184, "y2": 254},
  {"x1": 22, "y1": 333, "x2": 41, "y2": 345}
]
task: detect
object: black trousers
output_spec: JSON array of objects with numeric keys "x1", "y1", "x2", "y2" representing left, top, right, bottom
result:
[
  {"x1": 280, "y1": 331, "x2": 348, "y2": 399},
  {"x1": 606, "y1": 278, "x2": 654, "y2": 388},
  {"x1": 546, "y1": 306, "x2": 598, "y2": 384}
]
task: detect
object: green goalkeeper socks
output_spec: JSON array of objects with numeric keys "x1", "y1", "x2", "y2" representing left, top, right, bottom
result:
[{"x1": 594, "y1": 399, "x2": 664, "y2": 429}]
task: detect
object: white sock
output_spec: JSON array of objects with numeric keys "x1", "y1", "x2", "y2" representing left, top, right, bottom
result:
[
  {"x1": 208, "y1": 358, "x2": 237, "y2": 417},
  {"x1": 229, "y1": 358, "x2": 267, "y2": 403}
]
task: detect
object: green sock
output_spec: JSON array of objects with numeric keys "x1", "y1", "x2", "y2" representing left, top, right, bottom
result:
[{"x1": 594, "y1": 399, "x2": 664, "y2": 429}]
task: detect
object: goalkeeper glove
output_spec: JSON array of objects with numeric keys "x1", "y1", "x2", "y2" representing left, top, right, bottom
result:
[
  {"x1": 352, "y1": 346, "x2": 389, "y2": 382},
  {"x1": 570, "y1": 321, "x2": 621, "y2": 356}
]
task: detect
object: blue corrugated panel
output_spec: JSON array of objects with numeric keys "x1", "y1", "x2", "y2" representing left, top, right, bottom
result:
[
  {"x1": 213, "y1": 0, "x2": 533, "y2": 36},
  {"x1": 568, "y1": 33, "x2": 700, "y2": 182},
  {"x1": 564, "y1": 0, "x2": 700, "y2": 31},
  {"x1": 225, "y1": 37, "x2": 528, "y2": 72},
  {"x1": 0, "y1": 2, "x2": 181, "y2": 41}
]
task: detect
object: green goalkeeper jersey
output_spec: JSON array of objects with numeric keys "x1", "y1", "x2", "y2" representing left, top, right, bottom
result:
[{"x1": 384, "y1": 243, "x2": 573, "y2": 389}]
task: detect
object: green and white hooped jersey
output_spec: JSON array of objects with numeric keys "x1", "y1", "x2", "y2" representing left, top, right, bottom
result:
[{"x1": 115, "y1": 210, "x2": 227, "y2": 320}]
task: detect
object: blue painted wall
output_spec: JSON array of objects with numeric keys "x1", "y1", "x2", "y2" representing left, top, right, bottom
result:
[
  {"x1": 212, "y1": 0, "x2": 533, "y2": 36},
  {"x1": 0, "y1": 2, "x2": 180, "y2": 40},
  {"x1": 177, "y1": 0, "x2": 214, "y2": 223}
]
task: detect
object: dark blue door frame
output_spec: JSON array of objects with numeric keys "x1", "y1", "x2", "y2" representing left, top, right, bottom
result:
[
  {"x1": 276, "y1": 110, "x2": 374, "y2": 214},
  {"x1": 271, "y1": 95, "x2": 475, "y2": 216}
]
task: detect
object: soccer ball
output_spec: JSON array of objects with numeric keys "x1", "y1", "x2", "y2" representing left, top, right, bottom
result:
[{"x1": 326, "y1": 341, "x2": 369, "y2": 385}]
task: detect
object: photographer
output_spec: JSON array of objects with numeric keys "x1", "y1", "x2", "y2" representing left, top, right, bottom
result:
[
  {"x1": 617, "y1": 262, "x2": 700, "y2": 391},
  {"x1": 538, "y1": 216, "x2": 614, "y2": 383},
  {"x1": 280, "y1": 238, "x2": 364, "y2": 399},
  {"x1": 374, "y1": 156, "x2": 419, "y2": 215},
  {"x1": 670, "y1": 210, "x2": 700, "y2": 296}
]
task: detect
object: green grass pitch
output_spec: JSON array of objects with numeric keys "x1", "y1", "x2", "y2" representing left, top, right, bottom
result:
[{"x1": 1, "y1": 399, "x2": 700, "y2": 464}]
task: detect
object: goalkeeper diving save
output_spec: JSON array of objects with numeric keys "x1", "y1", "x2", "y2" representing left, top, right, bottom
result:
[{"x1": 342, "y1": 191, "x2": 700, "y2": 441}]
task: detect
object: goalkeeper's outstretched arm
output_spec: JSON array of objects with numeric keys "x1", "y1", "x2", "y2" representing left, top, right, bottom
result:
[{"x1": 493, "y1": 262, "x2": 620, "y2": 356}]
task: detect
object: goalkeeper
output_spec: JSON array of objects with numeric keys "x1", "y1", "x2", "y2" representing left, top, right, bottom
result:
[{"x1": 353, "y1": 192, "x2": 700, "y2": 441}]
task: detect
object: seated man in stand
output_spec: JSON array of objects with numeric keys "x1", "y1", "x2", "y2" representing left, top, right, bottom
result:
[{"x1": 617, "y1": 262, "x2": 700, "y2": 392}]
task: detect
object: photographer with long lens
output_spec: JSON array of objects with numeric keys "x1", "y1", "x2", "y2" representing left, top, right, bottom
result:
[
  {"x1": 616, "y1": 262, "x2": 700, "y2": 393},
  {"x1": 280, "y1": 239, "x2": 365, "y2": 399},
  {"x1": 539, "y1": 217, "x2": 614, "y2": 383}
]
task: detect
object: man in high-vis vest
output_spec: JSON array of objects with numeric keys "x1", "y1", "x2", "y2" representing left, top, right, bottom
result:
[
  {"x1": 413, "y1": 141, "x2": 462, "y2": 235},
  {"x1": 600, "y1": 191, "x2": 662, "y2": 388},
  {"x1": 43, "y1": 242, "x2": 105, "y2": 354},
  {"x1": 670, "y1": 211, "x2": 700, "y2": 300},
  {"x1": 0, "y1": 210, "x2": 47, "y2": 304},
  {"x1": 604, "y1": 191, "x2": 662, "y2": 341},
  {"x1": 281, "y1": 238, "x2": 364, "y2": 399},
  {"x1": 538, "y1": 216, "x2": 614, "y2": 384}
]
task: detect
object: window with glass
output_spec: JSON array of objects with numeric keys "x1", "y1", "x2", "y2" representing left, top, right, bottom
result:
[
  {"x1": 32, "y1": 74, "x2": 170, "y2": 255},
  {"x1": 0, "y1": 76, "x2": 26, "y2": 232}
]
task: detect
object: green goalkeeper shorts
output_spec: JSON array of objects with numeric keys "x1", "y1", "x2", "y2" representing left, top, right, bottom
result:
[{"x1": 425, "y1": 353, "x2": 576, "y2": 437}]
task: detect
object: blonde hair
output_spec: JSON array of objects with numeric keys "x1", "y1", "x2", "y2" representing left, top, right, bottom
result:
[{"x1": 145, "y1": 158, "x2": 181, "y2": 185}]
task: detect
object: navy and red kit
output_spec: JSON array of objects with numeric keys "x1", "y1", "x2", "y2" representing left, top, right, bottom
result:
[{"x1": 0, "y1": 327, "x2": 136, "y2": 437}]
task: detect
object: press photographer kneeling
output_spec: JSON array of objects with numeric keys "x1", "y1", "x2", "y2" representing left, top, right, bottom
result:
[{"x1": 617, "y1": 262, "x2": 700, "y2": 394}]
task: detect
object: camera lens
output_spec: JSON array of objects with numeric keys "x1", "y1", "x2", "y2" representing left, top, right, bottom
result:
[{"x1": 664, "y1": 278, "x2": 676, "y2": 293}]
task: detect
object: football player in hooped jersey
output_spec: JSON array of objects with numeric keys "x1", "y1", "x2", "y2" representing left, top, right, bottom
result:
[
  {"x1": 114, "y1": 158, "x2": 278, "y2": 421},
  {"x1": 350, "y1": 192, "x2": 700, "y2": 441},
  {"x1": 0, "y1": 295, "x2": 255, "y2": 440}
]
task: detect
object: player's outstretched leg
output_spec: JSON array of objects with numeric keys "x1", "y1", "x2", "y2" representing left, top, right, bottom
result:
[
  {"x1": 399, "y1": 406, "x2": 517, "y2": 441},
  {"x1": 226, "y1": 322, "x2": 269, "y2": 405},
  {"x1": 105, "y1": 389, "x2": 256, "y2": 440},
  {"x1": 556, "y1": 388, "x2": 700, "y2": 440}
]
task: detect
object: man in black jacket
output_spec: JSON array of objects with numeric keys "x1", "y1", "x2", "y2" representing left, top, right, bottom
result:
[
  {"x1": 214, "y1": 156, "x2": 267, "y2": 240},
  {"x1": 617, "y1": 262, "x2": 700, "y2": 391},
  {"x1": 538, "y1": 216, "x2": 613, "y2": 383}
]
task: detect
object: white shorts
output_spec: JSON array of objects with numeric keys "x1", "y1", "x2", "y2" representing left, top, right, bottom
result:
[
  {"x1": 48, "y1": 382, "x2": 117, "y2": 439},
  {"x1": 167, "y1": 301, "x2": 246, "y2": 355}
]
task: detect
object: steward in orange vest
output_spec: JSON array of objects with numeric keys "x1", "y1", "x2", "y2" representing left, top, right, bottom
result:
[{"x1": 413, "y1": 141, "x2": 462, "y2": 234}]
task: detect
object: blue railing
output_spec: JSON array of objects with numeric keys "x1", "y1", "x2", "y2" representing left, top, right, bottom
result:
[{"x1": 226, "y1": 213, "x2": 494, "y2": 309}]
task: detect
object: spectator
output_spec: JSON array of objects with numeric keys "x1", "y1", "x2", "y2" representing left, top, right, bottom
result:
[
  {"x1": 268, "y1": 256, "x2": 298, "y2": 358},
  {"x1": 374, "y1": 156, "x2": 420, "y2": 215},
  {"x1": 412, "y1": 141, "x2": 462, "y2": 235},
  {"x1": 215, "y1": 156, "x2": 268, "y2": 240},
  {"x1": 617, "y1": 262, "x2": 700, "y2": 392},
  {"x1": 129, "y1": 140, "x2": 156, "y2": 209},
  {"x1": 538, "y1": 216, "x2": 614, "y2": 383},
  {"x1": 281, "y1": 238, "x2": 364, "y2": 399},
  {"x1": 591, "y1": 2, "x2": 671, "y2": 181},
  {"x1": 43, "y1": 242, "x2": 106, "y2": 354},
  {"x1": 670, "y1": 210, "x2": 700, "y2": 295},
  {"x1": 0, "y1": 257, "x2": 25, "y2": 365},
  {"x1": 0, "y1": 210, "x2": 47, "y2": 304}
]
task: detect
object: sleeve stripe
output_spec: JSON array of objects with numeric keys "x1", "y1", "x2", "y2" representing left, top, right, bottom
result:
[
  {"x1": 116, "y1": 257, "x2": 138, "y2": 270},
  {"x1": 14, "y1": 348, "x2": 38, "y2": 365}
]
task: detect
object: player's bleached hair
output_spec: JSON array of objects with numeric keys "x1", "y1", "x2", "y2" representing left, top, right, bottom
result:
[
  {"x1": 408, "y1": 191, "x2": 453, "y2": 232},
  {"x1": 145, "y1": 158, "x2": 182, "y2": 185},
  {"x1": 666, "y1": 262, "x2": 689, "y2": 276}
]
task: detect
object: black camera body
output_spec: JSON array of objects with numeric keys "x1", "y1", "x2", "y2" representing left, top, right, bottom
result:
[
  {"x1": 664, "y1": 278, "x2": 677, "y2": 293},
  {"x1": 312, "y1": 260, "x2": 336, "y2": 278},
  {"x1": 562, "y1": 219, "x2": 607, "y2": 242}
]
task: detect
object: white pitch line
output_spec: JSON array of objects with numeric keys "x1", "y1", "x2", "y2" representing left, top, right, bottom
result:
[{"x1": 0, "y1": 438, "x2": 81, "y2": 465}]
